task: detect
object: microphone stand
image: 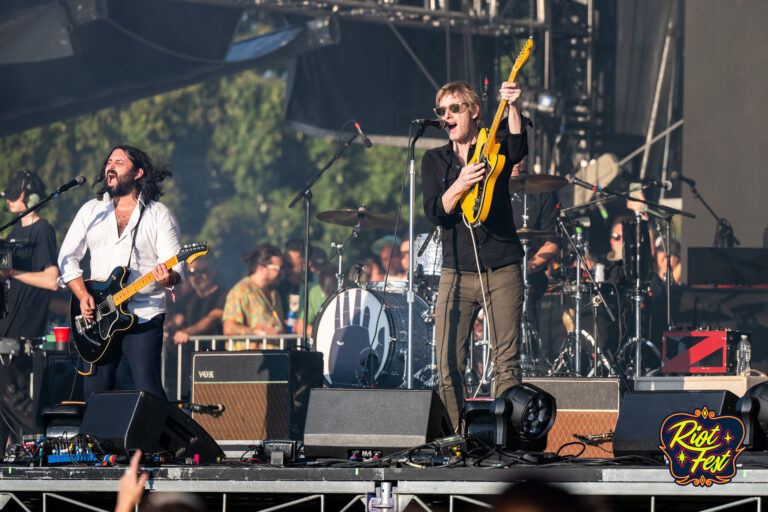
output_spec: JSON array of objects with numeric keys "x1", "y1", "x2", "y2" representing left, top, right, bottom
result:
[
  {"x1": 682, "y1": 180, "x2": 739, "y2": 248},
  {"x1": 289, "y1": 131, "x2": 360, "y2": 349},
  {"x1": 405, "y1": 123, "x2": 428, "y2": 389}
]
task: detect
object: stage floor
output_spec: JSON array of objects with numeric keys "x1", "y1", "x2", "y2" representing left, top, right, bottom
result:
[{"x1": 2, "y1": 462, "x2": 768, "y2": 511}]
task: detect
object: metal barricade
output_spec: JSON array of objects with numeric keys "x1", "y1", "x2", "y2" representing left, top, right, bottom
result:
[{"x1": 163, "y1": 334, "x2": 304, "y2": 401}]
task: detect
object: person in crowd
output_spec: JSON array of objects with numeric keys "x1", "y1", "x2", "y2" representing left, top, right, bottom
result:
[
  {"x1": 172, "y1": 258, "x2": 226, "y2": 344},
  {"x1": 421, "y1": 79, "x2": 527, "y2": 429},
  {"x1": 0, "y1": 170, "x2": 59, "y2": 449},
  {"x1": 59, "y1": 145, "x2": 180, "y2": 401},
  {"x1": 222, "y1": 243, "x2": 285, "y2": 338},
  {"x1": 371, "y1": 235, "x2": 406, "y2": 281}
]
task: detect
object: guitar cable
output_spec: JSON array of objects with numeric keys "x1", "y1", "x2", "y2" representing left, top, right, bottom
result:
[{"x1": 462, "y1": 214, "x2": 493, "y2": 399}]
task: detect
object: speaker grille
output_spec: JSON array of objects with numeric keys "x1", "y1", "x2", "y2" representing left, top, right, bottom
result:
[{"x1": 193, "y1": 382, "x2": 288, "y2": 440}]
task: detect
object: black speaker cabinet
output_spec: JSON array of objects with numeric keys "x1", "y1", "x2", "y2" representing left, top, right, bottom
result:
[
  {"x1": 303, "y1": 388, "x2": 452, "y2": 458},
  {"x1": 192, "y1": 350, "x2": 323, "y2": 453},
  {"x1": 33, "y1": 351, "x2": 84, "y2": 425},
  {"x1": 79, "y1": 391, "x2": 223, "y2": 463},
  {"x1": 613, "y1": 390, "x2": 739, "y2": 458}
]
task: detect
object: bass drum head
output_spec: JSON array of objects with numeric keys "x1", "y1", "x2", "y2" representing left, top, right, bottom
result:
[{"x1": 313, "y1": 287, "x2": 395, "y2": 387}]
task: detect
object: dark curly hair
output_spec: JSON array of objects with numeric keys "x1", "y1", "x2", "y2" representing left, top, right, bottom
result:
[
  {"x1": 241, "y1": 243, "x2": 282, "y2": 275},
  {"x1": 95, "y1": 145, "x2": 172, "y2": 202}
]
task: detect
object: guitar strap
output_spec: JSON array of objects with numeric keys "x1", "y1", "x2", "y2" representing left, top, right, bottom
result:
[{"x1": 125, "y1": 201, "x2": 147, "y2": 276}]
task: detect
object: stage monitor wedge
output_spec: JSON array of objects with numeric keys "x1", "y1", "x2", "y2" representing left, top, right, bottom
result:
[
  {"x1": 613, "y1": 390, "x2": 738, "y2": 458},
  {"x1": 79, "y1": 391, "x2": 223, "y2": 463},
  {"x1": 303, "y1": 388, "x2": 452, "y2": 459}
]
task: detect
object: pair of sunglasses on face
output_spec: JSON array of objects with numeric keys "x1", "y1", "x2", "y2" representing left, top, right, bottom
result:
[{"x1": 433, "y1": 102, "x2": 469, "y2": 118}]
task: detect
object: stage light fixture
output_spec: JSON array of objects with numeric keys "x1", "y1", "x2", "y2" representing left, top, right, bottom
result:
[
  {"x1": 464, "y1": 384, "x2": 556, "y2": 452},
  {"x1": 736, "y1": 382, "x2": 768, "y2": 450}
]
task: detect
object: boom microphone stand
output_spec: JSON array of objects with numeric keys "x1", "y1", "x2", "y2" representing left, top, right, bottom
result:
[{"x1": 289, "y1": 131, "x2": 361, "y2": 348}]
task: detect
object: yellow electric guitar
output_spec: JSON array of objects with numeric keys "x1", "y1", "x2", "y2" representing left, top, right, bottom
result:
[{"x1": 460, "y1": 37, "x2": 533, "y2": 225}]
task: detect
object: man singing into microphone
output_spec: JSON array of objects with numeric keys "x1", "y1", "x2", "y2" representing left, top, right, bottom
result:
[
  {"x1": 422, "y1": 81, "x2": 528, "y2": 429},
  {"x1": 58, "y1": 145, "x2": 182, "y2": 401}
]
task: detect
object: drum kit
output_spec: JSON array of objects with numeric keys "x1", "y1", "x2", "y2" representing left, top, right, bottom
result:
[{"x1": 309, "y1": 173, "x2": 681, "y2": 391}]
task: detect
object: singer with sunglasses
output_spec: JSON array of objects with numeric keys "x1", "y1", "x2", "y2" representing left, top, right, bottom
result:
[{"x1": 421, "y1": 80, "x2": 529, "y2": 430}]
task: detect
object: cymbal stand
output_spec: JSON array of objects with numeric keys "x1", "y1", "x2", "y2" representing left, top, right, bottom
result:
[
  {"x1": 330, "y1": 216, "x2": 363, "y2": 291},
  {"x1": 555, "y1": 213, "x2": 616, "y2": 376},
  {"x1": 518, "y1": 192, "x2": 548, "y2": 376}
]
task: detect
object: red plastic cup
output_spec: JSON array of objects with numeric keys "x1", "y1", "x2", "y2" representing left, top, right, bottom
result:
[{"x1": 54, "y1": 326, "x2": 71, "y2": 343}]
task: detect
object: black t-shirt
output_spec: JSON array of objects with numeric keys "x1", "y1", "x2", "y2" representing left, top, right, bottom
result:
[
  {"x1": 0, "y1": 219, "x2": 58, "y2": 338},
  {"x1": 421, "y1": 123, "x2": 528, "y2": 271},
  {"x1": 184, "y1": 285, "x2": 227, "y2": 335}
]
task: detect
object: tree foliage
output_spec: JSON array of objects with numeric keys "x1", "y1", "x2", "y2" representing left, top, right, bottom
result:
[{"x1": 0, "y1": 70, "x2": 430, "y2": 286}]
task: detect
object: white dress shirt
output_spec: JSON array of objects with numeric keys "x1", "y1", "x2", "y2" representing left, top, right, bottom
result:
[{"x1": 58, "y1": 193, "x2": 183, "y2": 322}]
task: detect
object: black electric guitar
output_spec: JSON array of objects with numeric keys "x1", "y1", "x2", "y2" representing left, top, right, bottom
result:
[{"x1": 70, "y1": 242, "x2": 209, "y2": 365}]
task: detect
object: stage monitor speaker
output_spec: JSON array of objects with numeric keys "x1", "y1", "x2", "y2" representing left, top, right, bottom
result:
[
  {"x1": 192, "y1": 350, "x2": 323, "y2": 453},
  {"x1": 79, "y1": 391, "x2": 223, "y2": 463},
  {"x1": 613, "y1": 390, "x2": 739, "y2": 458},
  {"x1": 303, "y1": 388, "x2": 452, "y2": 459}
]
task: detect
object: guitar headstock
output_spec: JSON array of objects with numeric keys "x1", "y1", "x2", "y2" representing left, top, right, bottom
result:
[
  {"x1": 178, "y1": 242, "x2": 210, "y2": 264},
  {"x1": 511, "y1": 37, "x2": 534, "y2": 73}
]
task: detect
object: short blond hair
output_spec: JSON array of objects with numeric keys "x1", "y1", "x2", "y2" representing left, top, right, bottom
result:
[{"x1": 435, "y1": 81, "x2": 483, "y2": 128}]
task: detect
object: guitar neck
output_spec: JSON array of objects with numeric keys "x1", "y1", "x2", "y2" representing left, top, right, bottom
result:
[
  {"x1": 113, "y1": 256, "x2": 180, "y2": 306},
  {"x1": 483, "y1": 40, "x2": 532, "y2": 159}
]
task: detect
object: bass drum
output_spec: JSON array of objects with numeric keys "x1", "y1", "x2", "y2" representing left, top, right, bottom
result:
[{"x1": 313, "y1": 286, "x2": 433, "y2": 389}]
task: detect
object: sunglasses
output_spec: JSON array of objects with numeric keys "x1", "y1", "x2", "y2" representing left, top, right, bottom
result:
[
  {"x1": 266, "y1": 264, "x2": 282, "y2": 272},
  {"x1": 433, "y1": 102, "x2": 469, "y2": 118},
  {"x1": 611, "y1": 233, "x2": 622, "y2": 241},
  {"x1": 188, "y1": 268, "x2": 209, "y2": 276}
]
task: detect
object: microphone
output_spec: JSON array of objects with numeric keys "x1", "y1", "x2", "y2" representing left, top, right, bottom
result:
[
  {"x1": 670, "y1": 171, "x2": 696, "y2": 187},
  {"x1": 56, "y1": 176, "x2": 87, "y2": 194},
  {"x1": 641, "y1": 179, "x2": 673, "y2": 191},
  {"x1": 354, "y1": 122, "x2": 373, "y2": 148},
  {"x1": 413, "y1": 119, "x2": 446, "y2": 129}
]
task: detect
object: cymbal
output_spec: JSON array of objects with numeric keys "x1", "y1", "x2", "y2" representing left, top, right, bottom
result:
[
  {"x1": 516, "y1": 227, "x2": 555, "y2": 240},
  {"x1": 509, "y1": 174, "x2": 568, "y2": 195},
  {"x1": 316, "y1": 208, "x2": 397, "y2": 229}
]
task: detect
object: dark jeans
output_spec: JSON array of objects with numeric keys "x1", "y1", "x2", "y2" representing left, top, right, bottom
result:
[
  {"x1": 434, "y1": 264, "x2": 524, "y2": 429},
  {"x1": 84, "y1": 314, "x2": 166, "y2": 402}
]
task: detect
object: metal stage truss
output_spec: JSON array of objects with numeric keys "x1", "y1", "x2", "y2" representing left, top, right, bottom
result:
[
  {"x1": 179, "y1": 0, "x2": 555, "y2": 36},
  {"x1": 1, "y1": 464, "x2": 768, "y2": 511}
]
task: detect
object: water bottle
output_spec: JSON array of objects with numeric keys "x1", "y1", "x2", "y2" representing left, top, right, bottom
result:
[
  {"x1": 285, "y1": 310, "x2": 297, "y2": 334},
  {"x1": 736, "y1": 334, "x2": 751, "y2": 376}
]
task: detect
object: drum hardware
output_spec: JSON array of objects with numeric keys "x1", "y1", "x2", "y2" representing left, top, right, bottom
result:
[
  {"x1": 564, "y1": 173, "x2": 694, "y2": 378},
  {"x1": 515, "y1": 183, "x2": 563, "y2": 377},
  {"x1": 553, "y1": 212, "x2": 616, "y2": 377},
  {"x1": 316, "y1": 207, "x2": 398, "y2": 230},
  {"x1": 509, "y1": 174, "x2": 569, "y2": 195}
]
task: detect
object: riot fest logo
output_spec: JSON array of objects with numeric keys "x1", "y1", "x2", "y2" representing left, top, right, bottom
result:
[{"x1": 659, "y1": 407, "x2": 746, "y2": 486}]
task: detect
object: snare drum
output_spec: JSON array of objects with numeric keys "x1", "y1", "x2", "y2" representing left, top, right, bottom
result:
[{"x1": 313, "y1": 286, "x2": 433, "y2": 389}]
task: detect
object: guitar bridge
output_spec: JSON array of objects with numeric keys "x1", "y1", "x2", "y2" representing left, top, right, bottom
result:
[{"x1": 74, "y1": 314, "x2": 92, "y2": 336}]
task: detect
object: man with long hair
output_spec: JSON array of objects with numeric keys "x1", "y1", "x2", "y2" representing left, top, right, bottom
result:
[
  {"x1": 58, "y1": 145, "x2": 182, "y2": 401},
  {"x1": 421, "y1": 80, "x2": 527, "y2": 429}
]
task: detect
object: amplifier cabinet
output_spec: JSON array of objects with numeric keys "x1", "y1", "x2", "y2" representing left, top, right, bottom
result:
[
  {"x1": 661, "y1": 330, "x2": 747, "y2": 374},
  {"x1": 192, "y1": 350, "x2": 323, "y2": 450},
  {"x1": 524, "y1": 377, "x2": 620, "y2": 458}
]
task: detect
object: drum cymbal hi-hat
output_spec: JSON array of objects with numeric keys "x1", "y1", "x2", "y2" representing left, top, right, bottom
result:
[{"x1": 509, "y1": 174, "x2": 568, "y2": 195}]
